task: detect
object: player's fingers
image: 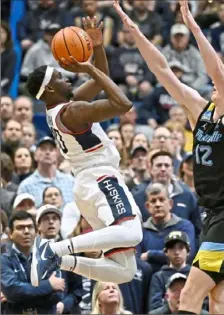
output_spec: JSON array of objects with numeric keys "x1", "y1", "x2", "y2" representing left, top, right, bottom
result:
[
  {"x1": 93, "y1": 16, "x2": 97, "y2": 28},
  {"x1": 69, "y1": 56, "x2": 79, "y2": 64},
  {"x1": 82, "y1": 17, "x2": 88, "y2": 30},
  {"x1": 61, "y1": 58, "x2": 70, "y2": 65},
  {"x1": 86, "y1": 16, "x2": 92, "y2": 29}
]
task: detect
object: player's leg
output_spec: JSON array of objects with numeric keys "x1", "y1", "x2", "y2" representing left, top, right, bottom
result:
[
  {"x1": 60, "y1": 249, "x2": 137, "y2": 284},
  {"x1": 178, "y1": 266, "x2": 215, "y2": 314},
  {"x1": 209, "y1": 280, "x2": 224, "y2": 314}
]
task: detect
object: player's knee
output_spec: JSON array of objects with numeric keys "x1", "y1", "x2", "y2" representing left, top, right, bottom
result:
[
  {"x1": 122, "y1": 216, "x2": 143, "y2": 246},
  {"x1": 120, "y1": 261, "x2": 137, "y2": 284}
]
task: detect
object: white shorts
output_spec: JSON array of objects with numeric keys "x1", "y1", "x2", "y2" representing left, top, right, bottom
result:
[{"x1": 74, "y1": 165, "x2": 141, "y2": 231}]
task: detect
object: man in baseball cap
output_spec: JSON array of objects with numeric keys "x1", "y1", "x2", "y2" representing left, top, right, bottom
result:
[
  {"x1": 36, "y1": 204, "x2": 62, "y2": 240},
  {"x1": 150, "y1": 273, "x2": 187, "y2": 314},
  {"x1": 164, "y1": 231, "x2": 190, "y2": 252},
  {"x1": 13, "y1": 193, "x2": 37, "y2": 217},
  {"x1": 36, "y1": 136, "x2": 56, "y2": 149}
]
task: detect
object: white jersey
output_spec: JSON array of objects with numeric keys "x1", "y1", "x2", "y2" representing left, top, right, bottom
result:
[{"x1": 46, "y1": 102, "x2": 120, "y2": 175}]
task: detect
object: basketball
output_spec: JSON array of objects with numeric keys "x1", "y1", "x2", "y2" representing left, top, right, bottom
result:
[{"x1": 51, "y1": 26, "x2": 93, "y2": 63}]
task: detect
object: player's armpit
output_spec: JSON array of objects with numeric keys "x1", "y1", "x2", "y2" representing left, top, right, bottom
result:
[{"x1": 60, "y1": 99, "x2": 129, "y2": 133}]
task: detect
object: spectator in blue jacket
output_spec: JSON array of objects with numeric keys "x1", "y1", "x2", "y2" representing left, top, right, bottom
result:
[
  {"x1": 1, "y1": 211, "x2": 65, "y2": 314},
  {"x1": 132, "y1": 150, "x2": 201, "y2": 243},
  {"x1": 36, "y1": 204, "x2": 82, "y2": 314},
  {"x1": 119, "y1": 257, "x2": 153, "y2": 314},
  {"x1": 149, "y1": 231, "x2": 191, "y2": 311},
  {"x1": 137, "y1": 183, "x2": 195, "y2": 272}
]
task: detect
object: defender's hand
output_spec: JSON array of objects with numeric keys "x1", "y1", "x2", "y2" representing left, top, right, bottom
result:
[
  {"x1": 82, "y1": 16, "x2": 103, "y2": 48},
  {"x1": 113, "y1": 0, "x2": 138, "y2": 32},
  {"x1": 59, "y1": 56, "x2": 94, "y2": 74},
  {"x1": 179, "y1": 0, "x2": 198, "y2": 30}
]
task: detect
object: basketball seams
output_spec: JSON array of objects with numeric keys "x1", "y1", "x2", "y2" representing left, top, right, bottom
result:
[
  {"x1": 69, "y1": 27, "x2": 85, "y2": 62},
  {"x1": 62, "y1": 28, "x2": 73, "y2": 57},
  {"x1": 52, "y1": 35, "x2": 60, "y2": 61}
]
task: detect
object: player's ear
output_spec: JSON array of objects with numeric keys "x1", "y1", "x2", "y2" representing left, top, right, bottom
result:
[{"x1": 45, "y1": 85, "x2": 55, "y2": 93}]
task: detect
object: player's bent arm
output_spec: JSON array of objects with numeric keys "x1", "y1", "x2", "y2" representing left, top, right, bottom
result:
[
  {"x1": 60, "y1": 99, "x2": 131, "y2": 132},
  {"x1": 72, "y1": 46, "x2": 109, "y2": 102},
  {"x1": 129, "y1": 26, "x2": 207, "y2": 126}
]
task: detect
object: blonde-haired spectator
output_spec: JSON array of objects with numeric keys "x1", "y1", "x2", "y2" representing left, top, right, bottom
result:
[{"x1": 91, "y1": 281, "x2": 132, "y2": 314}]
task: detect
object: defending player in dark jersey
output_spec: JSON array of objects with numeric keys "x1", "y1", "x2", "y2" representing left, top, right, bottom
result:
[{"x1": 114, "y1": 0, "x2": 224, "y2": 314}]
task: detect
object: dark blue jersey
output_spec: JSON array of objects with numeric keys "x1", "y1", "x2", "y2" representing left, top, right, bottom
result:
[{"x1": 193, "y1": 101, "x2": 224, "y2": 211}]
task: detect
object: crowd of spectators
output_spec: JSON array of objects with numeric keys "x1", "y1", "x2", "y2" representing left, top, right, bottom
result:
[{"x1": 1, "y1": 0, "x2": 224, "y2": 314}]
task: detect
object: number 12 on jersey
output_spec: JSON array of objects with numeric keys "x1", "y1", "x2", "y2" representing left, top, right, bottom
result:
[{"x1": 195, "y1": 144, "x2": 213, "y2": 166}]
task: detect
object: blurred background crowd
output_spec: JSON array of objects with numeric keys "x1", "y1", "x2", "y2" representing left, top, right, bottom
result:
[{"x1": 1, "y1": 0, "x2": 223, "y2": 314}]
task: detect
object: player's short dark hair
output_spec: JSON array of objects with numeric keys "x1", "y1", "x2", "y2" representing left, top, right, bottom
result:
[
  {"x1": 9, "y1": 211, "x2": 36, "y2": 232},
  {"x1": 150, "y1": 150, "x2": 173, "y2": 166},
  {"x1": 26, "y1": 65, "x2": 48, "y2": 98}
]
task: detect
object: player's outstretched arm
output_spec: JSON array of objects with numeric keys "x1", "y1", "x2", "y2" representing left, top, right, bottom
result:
[
  {"x1": 113, "y1": 0, "x2": 207, "y2": 127},
  {"x1": 71, "y1": 16, "x2": 109, "y2": 102},
  {"x1": 59, "y1": 56, "x2": 132, "y2": 132},
  {"x1": 179, "y1": 0, "x2": 224, "y2": 97}
]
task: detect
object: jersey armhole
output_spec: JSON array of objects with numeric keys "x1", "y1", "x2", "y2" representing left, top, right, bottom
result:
[
  {"x1": 55, "y1": 104, "x2": 92, "y2": 135},
  {"x1": 192, "y1": 101, "x2": 212, "y2": 135}
]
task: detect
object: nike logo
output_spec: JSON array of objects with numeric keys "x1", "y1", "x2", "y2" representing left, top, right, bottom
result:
[
  {"x1": 14, "y1": 269, "x2": 20, "y2": 273},
  {"x1": 41, "y1": 243, "x2": 49, "y2": 261}
]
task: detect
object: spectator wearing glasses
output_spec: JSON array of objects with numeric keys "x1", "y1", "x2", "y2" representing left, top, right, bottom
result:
[{"x1": 1, "y1": 211, "x2": 65, "y2": 314}]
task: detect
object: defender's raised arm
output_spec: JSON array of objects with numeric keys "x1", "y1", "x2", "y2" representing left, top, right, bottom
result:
[
  {"x1": 179, "y1": 0, "x2": 224, "y2": 98},
  {"x1": 113, "y1": 0, "x2": 207, "y2": 128}
]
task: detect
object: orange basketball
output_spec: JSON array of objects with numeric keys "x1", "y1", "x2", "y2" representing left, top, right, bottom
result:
[{"x1": 51, "y1": 26, "x2": 93, "y2": 63}]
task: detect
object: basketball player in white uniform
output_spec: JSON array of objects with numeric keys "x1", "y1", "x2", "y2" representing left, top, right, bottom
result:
[{"x1": 27, "y1": 17, "x2": 142, "y2": 286}]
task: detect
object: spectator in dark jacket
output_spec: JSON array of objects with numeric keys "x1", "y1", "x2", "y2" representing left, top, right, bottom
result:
[
  {"x1": 1, "y1": 21, "x2": 16, "y2": 95},
  {"x1": 137, "y1": 183, "x2": 195, "y2": 272},
  {"x1": 36, "y1": 204, "x2": 82, "y2": 313},
  {"x1": 132, "y1": 150, "x2": 201, "y2": 243},
  {"x1": 119, "y1": 257, "x2": 152, "y2": 314},
  {"x1": 149, "y1": 231, "x2": 191, "y2": 311},
  {"x1": 150, "y1": 273, "x2": 208, "y2": 315},
  {"x1": 17, "y1": 0, "x2": 73, "y2": 50},
  {"x1": 1, "y1": 211, "x2": 65, "y2": 314}
]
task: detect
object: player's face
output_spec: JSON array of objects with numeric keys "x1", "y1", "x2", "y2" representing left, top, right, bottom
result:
[
  {"x1": 211, "y1": 85, "x2": 222, "y2": 106},
  {"x1": 51, "y1": 70, "x2": 73, "y2": 100},
  {"x1": 150, "y1": 156, "x2": 173, "y2": 184}
]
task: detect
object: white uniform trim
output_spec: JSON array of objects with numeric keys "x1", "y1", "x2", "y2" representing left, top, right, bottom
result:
[{"x1": 36, "y1": 66, "x2": 54, "y2": 99}]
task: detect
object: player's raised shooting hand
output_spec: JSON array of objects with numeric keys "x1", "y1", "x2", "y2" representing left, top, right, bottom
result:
[
  {"x1": 59, "y1": 56, "x2": 93, "y2": 74},
  {"x1": 179, "y1": 0, "x2": 198, "y2": 31},
  {"x1": 82, "y1": 16, "x2": 103, "y2": 48},
  {"x1": 113, "y1": 0, "x2": 138, "y2": 33}
]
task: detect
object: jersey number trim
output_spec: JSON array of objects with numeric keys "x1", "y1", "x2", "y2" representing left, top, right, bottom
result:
[
  {"x1": 50, "y1": 127, "x2": 103, "y2": 154},
  {"x1": 195, "y1": 144, "x2": 213, "y2": 166}
]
